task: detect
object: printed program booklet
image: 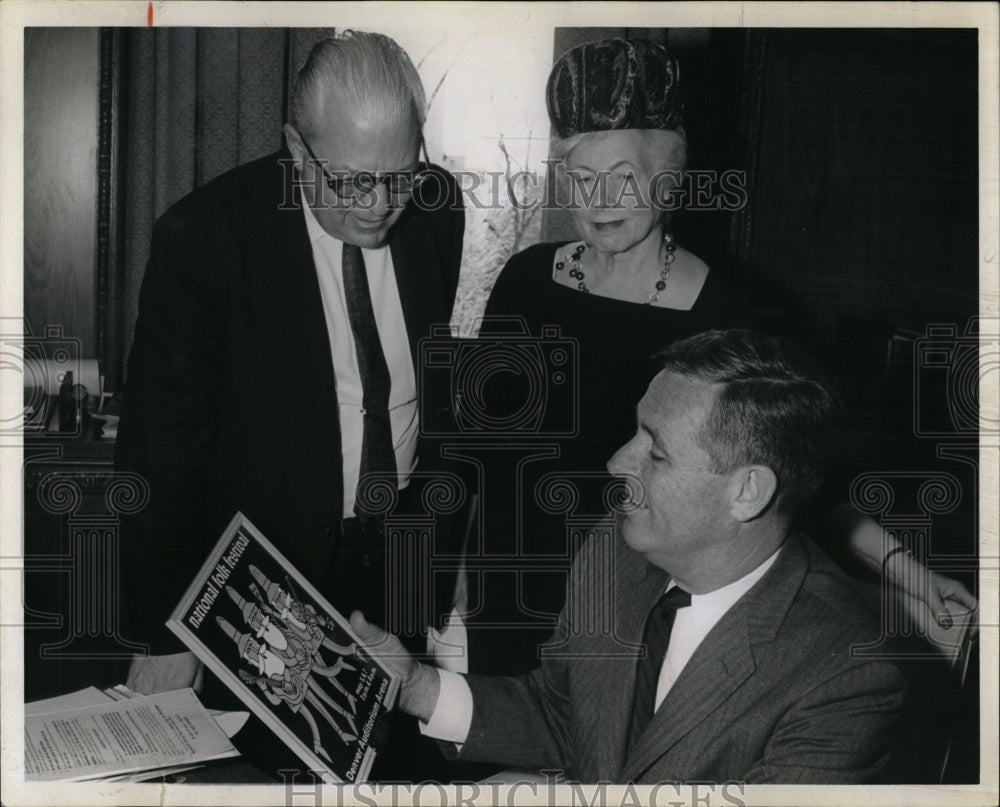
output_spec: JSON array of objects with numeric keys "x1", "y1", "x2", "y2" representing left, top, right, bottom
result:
[{"x1": 167, "y1": 512, "x2": 399, "y2": 784}]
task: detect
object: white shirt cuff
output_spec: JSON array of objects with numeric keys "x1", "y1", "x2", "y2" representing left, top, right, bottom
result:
[{"x1": 418, "y1": 668, "x2": 473, "y2": 745}]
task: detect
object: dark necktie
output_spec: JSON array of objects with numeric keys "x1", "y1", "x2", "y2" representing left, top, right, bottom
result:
[
  {"x1": 627, "y1": 585, "x2": 692, "y2": 752},
  {"x1": 342, "y1": 243, "x2": 397, "y2": 518}
]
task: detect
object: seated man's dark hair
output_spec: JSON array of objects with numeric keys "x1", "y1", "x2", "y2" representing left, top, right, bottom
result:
[{"x1": 655, "y1": 329, "x2": 841, "y2": 517}]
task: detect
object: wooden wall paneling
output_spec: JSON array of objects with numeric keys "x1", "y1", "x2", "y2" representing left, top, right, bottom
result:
[
  {"x1": 97, "y1": 28, "x2": 125, "y2": 390},
  {"x1": 24, "y1": 28, "x2": 101, "y2": 360}
]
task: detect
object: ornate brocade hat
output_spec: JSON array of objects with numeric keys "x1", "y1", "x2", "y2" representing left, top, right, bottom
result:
[{"x1": 546, "y1": 38, "x2": 683, "y2": 139}]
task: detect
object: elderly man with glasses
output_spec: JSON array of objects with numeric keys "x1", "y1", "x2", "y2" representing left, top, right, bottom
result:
[{"x1": 115, "y1": 31, "x2": 466, "y2": 779}]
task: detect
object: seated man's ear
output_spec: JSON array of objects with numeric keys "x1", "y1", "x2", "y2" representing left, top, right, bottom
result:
[{"x1": 728, "y1": 465, "x2": 778, "y2": 522}]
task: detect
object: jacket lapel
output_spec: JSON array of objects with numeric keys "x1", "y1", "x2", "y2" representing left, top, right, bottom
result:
[
  {"x1": 621, "y1": 610, "x2": 757, "y2": 780},
  {"x1": 619, "y1": 535, "x2": 810, "y2": 781},
  {"x1": 389, "y1": 213, "x2": 440, "y2": 366},
  {"x1": 275, "y1": 162, "x2": 342, "y2": 457}
]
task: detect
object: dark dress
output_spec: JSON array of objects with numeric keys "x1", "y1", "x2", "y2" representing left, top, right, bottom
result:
[{"x1": 467, "y1": 240, "x2": 752, "y2": 675}]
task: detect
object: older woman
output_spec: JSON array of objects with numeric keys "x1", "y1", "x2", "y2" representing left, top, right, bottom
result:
[{"x1": 471, "y1": 38, "x2": 975, "y2": 676}]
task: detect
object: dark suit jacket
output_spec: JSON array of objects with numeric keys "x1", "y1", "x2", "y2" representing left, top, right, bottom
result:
[
  {"x1": 116, "y1": 149, "x2": 466, "y2": 655},
  {"x1": 456, "y1": 530, "x2": 908, "y2": 783}
]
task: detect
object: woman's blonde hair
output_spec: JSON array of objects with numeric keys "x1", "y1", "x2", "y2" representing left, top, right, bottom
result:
[{"x1": 551, "y1": 128, "x2": 687, "y2": 176}]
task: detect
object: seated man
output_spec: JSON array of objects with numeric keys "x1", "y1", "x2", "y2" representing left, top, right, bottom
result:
[{"x1": 350, "y1": 328, "x2": 909, "y2": 784}]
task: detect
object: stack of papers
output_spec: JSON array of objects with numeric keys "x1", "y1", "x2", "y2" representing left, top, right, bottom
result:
[{"x1": 24, "y1": 687, "x2": 247, "y2": 782}]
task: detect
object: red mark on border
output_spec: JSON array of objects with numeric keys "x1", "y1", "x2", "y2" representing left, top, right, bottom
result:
[{"x1": 147, "y1": 1, "x2": 153, "y2": 27}]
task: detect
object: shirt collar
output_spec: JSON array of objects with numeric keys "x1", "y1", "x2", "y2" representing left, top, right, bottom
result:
[
  {"x1": 671, "y1": 545, "x2": 782, "y2": 615},
  {"x1": 301, "y1": 197, "x2": 337, "y2": 246}
]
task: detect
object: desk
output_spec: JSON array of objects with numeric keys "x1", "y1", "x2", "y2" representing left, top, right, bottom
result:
[
  {"x1": 162, "y1": 761, "x2": 277, "y2": 784},
  {"x1": 22, "y1": 429, "x2": 142, "y2": 700}
]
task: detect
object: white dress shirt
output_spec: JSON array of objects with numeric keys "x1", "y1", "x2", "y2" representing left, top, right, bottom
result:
[
  {"x1": 420, "y1": 546, "x2": 782, "y2": 744},
  {"x1": 302, "y1": 202, "x2": 418, "y2": 517},
  {"x1": 655, "y1": 547, "x2": 779, "y2": 709}
]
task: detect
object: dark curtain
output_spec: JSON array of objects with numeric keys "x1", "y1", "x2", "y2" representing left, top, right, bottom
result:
[
  {"x1": 115, "y1": 27, "x2": 335, "y2": 384},
  {"x1": 737, "y1": 29, "x2": 978, "y2": 333}
]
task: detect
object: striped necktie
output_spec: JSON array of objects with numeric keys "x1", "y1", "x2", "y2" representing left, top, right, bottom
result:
[
  {"x1": 342, "y1": 242, "x2": 397, "y2": 517},
  {"x1": 627, "y1": 585, "x2": 692, "y2": 752}
]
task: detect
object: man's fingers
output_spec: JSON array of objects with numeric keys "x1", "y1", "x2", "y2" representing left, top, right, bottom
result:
[
  {"x1": 349, "y1": 610, "x2": 414, "y2": 678},
  {"x1": 349, "y1": 610, "x2": 371, "y2": 637},
  {"x1": 350, "y1": 610, "x2": 387, "y2": 645},
  {"x1": 126, "y1": 652, "x2": 201, "y2": 695},
  {"x1": 125, "y1": 668, "x2": 143, "y2": 693}
]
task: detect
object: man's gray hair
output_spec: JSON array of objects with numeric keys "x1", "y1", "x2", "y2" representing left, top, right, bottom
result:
[{"x1": 289, "y1": 30, "x2": 427, "y2": 140}]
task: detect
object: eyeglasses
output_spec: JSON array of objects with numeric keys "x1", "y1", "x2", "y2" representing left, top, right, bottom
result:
[{"x1": 299, "y1": 132, "x2": 431, "y2": 201}]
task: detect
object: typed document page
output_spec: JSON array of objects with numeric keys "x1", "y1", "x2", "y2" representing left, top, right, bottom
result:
[{"x1": 24, "y1": 688, "x2": 238, "y2": 781}]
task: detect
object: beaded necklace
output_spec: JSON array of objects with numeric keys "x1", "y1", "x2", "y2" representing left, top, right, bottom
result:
[{"x1": 555, "y1": 233, "x2": 676, "y2": 304}]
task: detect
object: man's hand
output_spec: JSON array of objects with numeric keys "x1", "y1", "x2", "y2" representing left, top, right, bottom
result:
[
  {"x1": 349, "y1": 611, "x2": 441, "y2": 723},
  {"x1": 126, "y1": 651, "x2": 203, "y2": 695}
]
